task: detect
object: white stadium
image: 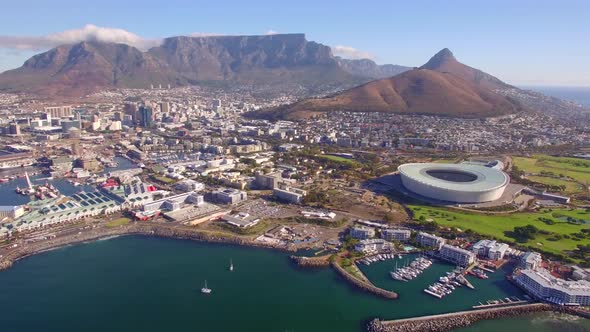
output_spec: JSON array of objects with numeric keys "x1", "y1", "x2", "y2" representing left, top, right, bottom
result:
[{"x1": 398, "y1": 163, "x2": 510, "y2": 203}]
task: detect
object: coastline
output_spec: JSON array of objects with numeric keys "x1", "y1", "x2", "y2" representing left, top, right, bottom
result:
[
  {"x1": 0, "y1": 222, "x2": 294, "y2": 272},
  {"x1": 2, "y1": 223, "x2": 587, "y2": 331}
]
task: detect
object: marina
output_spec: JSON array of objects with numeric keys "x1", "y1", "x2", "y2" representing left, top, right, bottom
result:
[{"x1": 389, "y1": 256, "x2": 433, "y2": 281}]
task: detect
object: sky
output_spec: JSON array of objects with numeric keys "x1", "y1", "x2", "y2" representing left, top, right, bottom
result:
[{"x1": 0, "y1": 0, "x2": 589, "y2": 86}]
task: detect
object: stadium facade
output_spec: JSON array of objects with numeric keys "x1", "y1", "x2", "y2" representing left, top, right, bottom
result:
[{"x1": 398, "y1": 163, "x2": 509, "y2": 203}]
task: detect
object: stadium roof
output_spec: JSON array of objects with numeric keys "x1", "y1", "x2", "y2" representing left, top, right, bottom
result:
[{"x1": 398, "y1": 163, "x2": 509, "y2": 193}]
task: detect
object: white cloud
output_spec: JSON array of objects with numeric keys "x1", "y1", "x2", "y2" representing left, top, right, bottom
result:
[
  {"x1": 332, "y1": 45, "x2": 374, "y2": 60},
  {"x1": 0, "y1": 24, "x2": 161, "y2": 51},
  {"x1": 265, "y1": 30, "x2": 278, "y2": 35},
  {"x1": 189, "y1": 32, "x2": 225, "y2": 37}
]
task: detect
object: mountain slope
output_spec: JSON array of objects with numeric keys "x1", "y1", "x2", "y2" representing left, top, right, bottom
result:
[
  {"x1": 256, "y1": 49, "x2": 523, "y2": 120},
  {"x1": 265, "y1": 69, "x2": 521, "y2": 119},
  {"x1": 420, "y1": 48, "x2": 511, "y2": 91},
  {"x1": 419, "y1": 48, "x2": 590, "y2": 117},
  {"x1": 0, "y1": 34, "x2": 409, "y2": 97},
  {"x1": 335, "y1": 57, "x2": 410, "y2": 79},
  {"x1": 0, "y1": 41, "x2": 178, "y2": 96}
]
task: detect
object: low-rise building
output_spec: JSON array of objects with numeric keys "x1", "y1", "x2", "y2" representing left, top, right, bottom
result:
[
  {"x1": 350, "y1": 225, "x2": 375, "y2": 240},
  {"x1": 382, "y1": 228, "x2": 411, "y2": 242},
  {"x1": 174, "y1": 179, "x2": 205, "y2": 192},
  {"x1": 571, "y1": 266, "x2": 590, "y2": 282},
  {"x1": 273, "y1": 187, "x2": 306, "y2": 204},
  {"x1": 221, "y1": 212, "x2": 260, "y2": 228},
  {"x1": 520, "y1": 251, "x2": 542, "y2": 270},
  {"x1": 143, "y1": 192, "x2": 203, "y2": 212},
  {"x1": 439, "y1": 244, "x2": 476, "y2": 266},
  {"x1": 211, "y1": 188, "x2": 247, "y2": 205},
  {"x1": 471, "y1": 239, "x2": 510, "y2": 260},
  {"x1": 416, "y1": 232, "x2": 446, "y2": 250},
  {"x1": 254, "y1": 172, "x2": 282, "y2": 189},
  {"x1": 0, "y1": 205, "x2": 25, "y2": 219},
  {"x1": 355, "y1": 239, "x2": 393, "y2": 253},
  {"x1": 514, "y1": 268, "x2": 590, "y2": 306}
]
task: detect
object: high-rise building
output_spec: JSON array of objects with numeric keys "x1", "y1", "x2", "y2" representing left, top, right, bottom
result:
[
  {"x1": 8, "y1": 122, "x2": 20, "y2": 136},
  {"x1": 160, "y1": 102, "x2": 170, "y2": 113},
  {"x1": 139, "y1": 106, "x2": 154, "y2": 128},
  {"x1": 44, "y1": 106, "x2": 72, "y2": 118}
]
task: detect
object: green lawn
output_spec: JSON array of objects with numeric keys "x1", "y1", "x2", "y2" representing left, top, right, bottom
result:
[
  {"x1": 433, "y1": 158, "x2": 460, "y2": 164},
  {"x1": 408, "y1": 205, "x2": 590, "y2": 256},
  {"x1": 106, "y1": 217, "x2": 131, "y2": 227},
  {"x1": 513, "y1": 155, "x2": 590, "y2": 184},
  {"x1": 527, "y1": 175, "x2": 584, "y2": 193},
  {"x1": 318, "y1": 154, "x2": 357, "y2": 164}
]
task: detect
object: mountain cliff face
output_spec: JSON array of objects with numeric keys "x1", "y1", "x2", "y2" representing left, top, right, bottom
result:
[
  {"x1": 257, "y1": 49, "x2": 523, "y2": 120},
  {"x1": 0, "y1": 34, "x2": 406, "y2": 96}
]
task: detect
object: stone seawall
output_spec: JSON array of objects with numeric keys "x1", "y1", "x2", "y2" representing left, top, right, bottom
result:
[
  {"x1": 367, "y1": 303, "x2": 553, "y2": 332},
  {"x1": 332, "y1": 261, "x2": 399, "y2": 300},
  {"x1": 0, "y1": 223, "x2": 294, "y2": 272}
]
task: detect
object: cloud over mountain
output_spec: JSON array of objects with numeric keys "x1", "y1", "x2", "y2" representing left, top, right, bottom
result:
[
  {"x1": 332, "y1": 45, "x2": 374, "y2": 60},
  {"x1": 0, "y1": 24, "x2": 160, "y2": 51}
]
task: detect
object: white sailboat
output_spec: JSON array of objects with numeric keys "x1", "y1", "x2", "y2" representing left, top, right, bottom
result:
[
  {"x1": 229, "y1": 259, "x2": 234, "y2": 272},
  {"x1": 201, "y1": 280, "x2": 212, "y2": 294}
]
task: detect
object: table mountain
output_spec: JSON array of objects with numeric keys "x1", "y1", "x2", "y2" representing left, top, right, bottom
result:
[{"x1": 0, "y1": 34, "x2": 407, "y2": 96}]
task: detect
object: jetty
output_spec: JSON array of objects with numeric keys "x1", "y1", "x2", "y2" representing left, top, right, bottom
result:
[{"x1": 332, "y1": 261, "x2": 399, "y2": 300}]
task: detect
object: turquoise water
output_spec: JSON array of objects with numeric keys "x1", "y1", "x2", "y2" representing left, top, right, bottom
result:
[
  {"x1": 458, "y1": 312, "x2": 590, "y2": 331},
  {"x1": 1, "y1": 236, "x2": 575, "y2": 332}
]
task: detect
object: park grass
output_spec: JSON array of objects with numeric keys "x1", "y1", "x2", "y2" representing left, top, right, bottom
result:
[
  {"x1": 151, "y1": 175, "x2": 176, "y2": 184},
  {"x1": 106, "y1": 217, "x2": 131, "y2": 227},
  {"x1": 527, "y1": 175, "x2": 584, "y2": 193},
  {"x1": 318, "y1": 154, "x2": 357, "y2": 164},
  {"x1": 513, "y1": 155, "x2": 590, "y2": 184},
  {"x1": 433, "y1": 158, "x2": 460, "y2": 164},
  {"x1": 408, "y1": 204, "x2": 590, "y2": 256}
]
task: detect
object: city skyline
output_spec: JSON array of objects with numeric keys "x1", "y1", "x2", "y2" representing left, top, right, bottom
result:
[{"x1": 0, "y1": 0, "x2": 589, "y2": 86}]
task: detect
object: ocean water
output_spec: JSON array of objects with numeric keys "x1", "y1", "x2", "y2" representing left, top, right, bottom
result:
[
  {"x1": 0, "y1": 236, "x2": 556, "y2": 332},
  {"x1": 524, "y1": 86, "x2": 590, "y2": 107}
]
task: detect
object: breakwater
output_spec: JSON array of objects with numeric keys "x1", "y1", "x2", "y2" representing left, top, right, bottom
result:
[
  {"x1": 331, "y1": 261, "x2": 399, "y2": 300},
  {"x1": 290, "y1": 255, "x2": 331, "y2": 267},
  {"x1": 0, "y1": 223, "x2": 294, "y2": 272},
  {"x1": 367, "y1": 303, "x2": 554, "y2": 332}
]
